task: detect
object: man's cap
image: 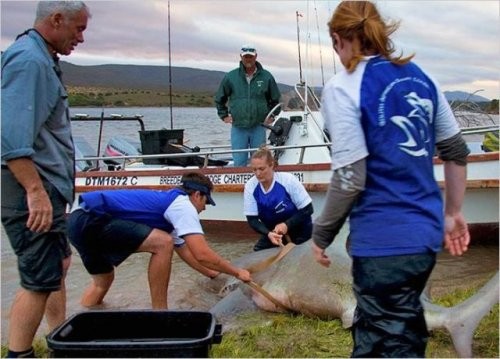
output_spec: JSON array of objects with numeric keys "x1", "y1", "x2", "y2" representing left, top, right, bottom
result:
[
  {"x1": 240, "y1": 44, "x2": 257, "y2": 56},
  {"x1": 182, "y1": 180, "x2": 216, "y2": 206}
]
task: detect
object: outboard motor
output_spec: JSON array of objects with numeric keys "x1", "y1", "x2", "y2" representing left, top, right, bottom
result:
[{"x1": 262, "y1": 117, "x2": 293, "y2": 161}]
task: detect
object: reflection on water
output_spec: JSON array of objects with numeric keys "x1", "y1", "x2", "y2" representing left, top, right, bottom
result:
[{"x1": 1, "y1": 226, "x2": 498, "y2": 344}]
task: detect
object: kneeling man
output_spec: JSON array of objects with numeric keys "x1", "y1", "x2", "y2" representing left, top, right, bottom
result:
[{"x1": 68, "y1": 172, "x2": 251, "y2": 308}]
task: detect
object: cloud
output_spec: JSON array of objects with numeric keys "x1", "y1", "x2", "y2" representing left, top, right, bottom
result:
[{"x1": 1, "y1": 0, "x2": 498, "y2": 99}]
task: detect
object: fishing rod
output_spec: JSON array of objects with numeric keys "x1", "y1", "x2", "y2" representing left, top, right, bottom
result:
[
  {"x1": 313, "y1": 0, "x2": 325, "y2": 86},
  {"x1": 168, "y1": 0, "x2": 173, "y2": 129},
  {"x1": 328, "y1": 1, "x2": 337, "y2": 74}
]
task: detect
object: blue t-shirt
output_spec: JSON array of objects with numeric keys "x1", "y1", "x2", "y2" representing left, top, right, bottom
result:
[
  {"x1": 321, "y1": 56, "x2": 460, "y2": 257},
  {"x1": 80, "y1": 188, "x2": 203, "y2": 246},
  {"x1": 244, "y1": 172, "x2": 312, "y2": 239}
]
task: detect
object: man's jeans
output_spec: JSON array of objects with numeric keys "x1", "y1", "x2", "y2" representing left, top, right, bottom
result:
[{"x1": 231, "y1": 125, "x2": 266, "y2": 167}]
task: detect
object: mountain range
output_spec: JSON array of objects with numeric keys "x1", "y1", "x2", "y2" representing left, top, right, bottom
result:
[{"x1": 60, "y1": 61, "x2": 491, "y2": 102}]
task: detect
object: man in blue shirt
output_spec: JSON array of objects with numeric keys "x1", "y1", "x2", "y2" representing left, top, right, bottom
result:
[
  {"x1": 68, "y1": 172, "x2": 252, "y2": 309},
  {"x1": 1, "y1": 2, "x2": 91, "y2": 357}
]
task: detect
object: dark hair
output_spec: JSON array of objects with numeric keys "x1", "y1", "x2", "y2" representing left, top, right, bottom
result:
[
  {"x1": 179, "y1": 172, "x2": 213, "y2": 195},
  {"x1": 328, "y1": 0, "x2": 413, "y2": 73}
]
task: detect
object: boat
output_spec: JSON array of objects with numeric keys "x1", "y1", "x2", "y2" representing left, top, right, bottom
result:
[
  {"x1": 73, "y1": 3, "x2": 497, "y2": 240},
  {"x1": 73, "y1": 83, "x2": 499, "y2": 241}
]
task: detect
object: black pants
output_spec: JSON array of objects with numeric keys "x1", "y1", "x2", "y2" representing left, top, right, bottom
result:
[{"x1": 351, "y1": 253, "x2": 436, "y2": 358}]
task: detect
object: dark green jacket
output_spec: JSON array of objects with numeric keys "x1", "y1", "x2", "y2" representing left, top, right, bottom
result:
[{"x1": 215, "y1": 61, "x2": 281, "y2": 129}]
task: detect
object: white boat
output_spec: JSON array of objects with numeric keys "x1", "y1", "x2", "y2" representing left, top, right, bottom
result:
[{"x1": 73, "y1": 84, "x2": 499, "y2": 241}]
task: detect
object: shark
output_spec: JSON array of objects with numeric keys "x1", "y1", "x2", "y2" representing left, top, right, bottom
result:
[{"x1": 207, "y1": 225, "x2": 499, "y2": 358}]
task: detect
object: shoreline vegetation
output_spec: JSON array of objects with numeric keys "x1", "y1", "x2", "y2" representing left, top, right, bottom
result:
[
  {"x1": 1, "y1": 273, "x2": 498, "y2": 358},
  {"x1": 68, "y1": 86, "x2": 215, "y2": 108},
  {"x1": 68, "y1": 86, "x2": 500, "y2": 114}
]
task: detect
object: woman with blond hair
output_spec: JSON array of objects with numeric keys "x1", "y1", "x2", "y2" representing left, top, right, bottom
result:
[
  {"x1": 311, "y1": 1, "x2": 470, "y2": 357},
  {"x1": 244, "y1": 147, "x2": 313, "y2": 251}
]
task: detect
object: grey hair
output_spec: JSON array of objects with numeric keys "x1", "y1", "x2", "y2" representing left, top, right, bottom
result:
[{"x1": 35, "y1": 1, "x2": 91, "y2": 22}]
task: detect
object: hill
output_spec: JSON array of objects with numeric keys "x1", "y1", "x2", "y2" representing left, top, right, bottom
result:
[
  {"x1": 60, "y1": 62, "x2": 493, "y2": 106},
  {"x1": 443, "y1": 91, "x2": 490, "y2": 103},
  {"x1": 61, "y1": 61, "x2": 294, "y2": 94}
]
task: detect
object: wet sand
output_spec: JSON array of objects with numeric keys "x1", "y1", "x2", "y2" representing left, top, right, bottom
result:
[{"x1": 1, "y1": 228, "x2": 498, "y2": 344}]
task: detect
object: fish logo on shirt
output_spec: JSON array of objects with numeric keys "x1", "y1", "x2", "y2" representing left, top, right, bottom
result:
[
  {"x1": 274, "y1": 201, "x2": 287, "y2": 214},
  {"x1": 390, "y1": 92, "x2": 433, "y2": 157}
]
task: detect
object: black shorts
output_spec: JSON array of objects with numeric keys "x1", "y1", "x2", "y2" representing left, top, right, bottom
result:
[
  {"x1": 67, "y1": 209, "x2": 153, "y2": 274},
  {"x1": 1, "y1": 169, "x2": 71, "y2": 292}
]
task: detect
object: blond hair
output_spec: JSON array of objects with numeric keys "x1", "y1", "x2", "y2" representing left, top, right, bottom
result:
[{"x1": 251, "y1": 145, "x2": 276, "y2": 167}]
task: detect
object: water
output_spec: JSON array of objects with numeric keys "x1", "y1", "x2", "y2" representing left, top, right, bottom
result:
[
  {"x1": 70, "y1": 107, "x2": 231, "y2": 155},
  {"x1": 1, "y1": 107, "x2": 498, "y2": 343}
]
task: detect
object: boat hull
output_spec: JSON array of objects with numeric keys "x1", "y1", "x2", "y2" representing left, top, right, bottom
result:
[{"x1": 74, "y1": 152, "x2": 499, "y2": 240}]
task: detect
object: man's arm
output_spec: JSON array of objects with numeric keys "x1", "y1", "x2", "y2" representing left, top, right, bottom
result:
[
  {"x1": 174, "y1": 244, "x2": 219, "y2": 278},
  {"x1": 266, "y1": 75, "x2": 281, "y2": 116},
  {"x1": 183, "y1": 233, "x2": 251, "y2": 282},
  {"x1": 6, "y1": 158, "x2": 52, "y2": 233},
  {"x1": 214, "y1": 77, "x2": 230, "y2": 119}
]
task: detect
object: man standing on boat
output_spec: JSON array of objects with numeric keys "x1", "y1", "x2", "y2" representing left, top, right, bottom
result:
[
  {"x1": 1, "y1": 2, "x2": 91, "y2": 357},
  {"x1": 67, "y1": 172, "x2": 252, "y2": 309},
  {"x1": 215, "y1": 44, "x2": 281, "y2": 167}
]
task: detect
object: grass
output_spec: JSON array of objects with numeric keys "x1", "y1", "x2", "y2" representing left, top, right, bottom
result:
[
  {"x1": 1, "y1": 281, "x2": 498, "y2": 358},
  {"x1": 210, "y1": 304, "x2": 498, "y2": 358}
]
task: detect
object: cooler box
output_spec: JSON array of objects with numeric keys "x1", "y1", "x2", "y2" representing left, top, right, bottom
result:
[
  {"x1": 46, "y1": 310, "x2": 222, "y2": 358},
  {"x1": 139, "y1": 129, "x2": 184, "y2": 164}
]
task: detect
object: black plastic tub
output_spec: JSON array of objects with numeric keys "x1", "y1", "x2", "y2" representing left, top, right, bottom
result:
[
  {"x1": 46, "y1": 310, "x2": 222, "y2": 358},
  {"x1": 139, "y1": 129, "x2": 184, "y2": 164}
]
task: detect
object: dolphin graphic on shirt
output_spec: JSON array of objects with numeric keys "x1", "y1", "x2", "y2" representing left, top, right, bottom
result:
[{"x1": 391, "y1": 92, "x2": 434, "y2": 157}]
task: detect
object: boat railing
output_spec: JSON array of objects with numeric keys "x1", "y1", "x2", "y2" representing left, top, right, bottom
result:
[
  {"x1": 75, "y1": 142, "x2": 333, "y2": 171},
  {"x1": 75, "y1": 124, "x2": 497, "y2": 171},
  {"x1": 72, "y1": 114, "x2": 145, "y2": 131},
  {"x1": 461, "y1": 124, "x2": 498, "y2": 135},
  {"x1": 294, "y1": 83, "x2": 321, "y2": 110}
]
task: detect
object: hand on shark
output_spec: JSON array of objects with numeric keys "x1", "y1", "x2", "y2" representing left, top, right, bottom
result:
[{"x1": 311, "y1": 241, "x2": 331, "y2": 267}]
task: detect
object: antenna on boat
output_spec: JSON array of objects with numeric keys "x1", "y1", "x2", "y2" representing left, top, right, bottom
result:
[
  {"x1": 327, "y1": 1, "x2": 337, "y2": 74},
  {"x1": 313, "y1": 0, "x2": 325, "y2": 86},
  {"x1": 96, "y1": 107, "x2": 104, "y2": 168},
  {"x1": 168, "y1": 0, "x2": 173, "y2": 129},
  {"x1": 296, "y1": 11, "x2": 304, "y2": 85}
]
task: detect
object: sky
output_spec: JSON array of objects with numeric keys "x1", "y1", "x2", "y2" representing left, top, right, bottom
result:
[{"x1": 1, "y1": 0, "x2": 499, "y2": 100}]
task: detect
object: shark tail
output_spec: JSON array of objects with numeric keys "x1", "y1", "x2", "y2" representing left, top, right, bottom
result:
[{"x1": 424, "y1": 271, "x2": 499, "y2": 358}]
